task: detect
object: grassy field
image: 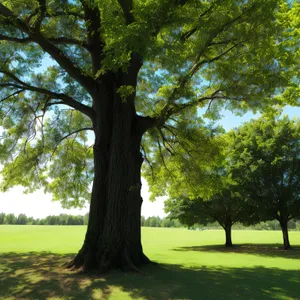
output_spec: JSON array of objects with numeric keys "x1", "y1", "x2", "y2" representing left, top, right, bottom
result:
[{"x1": 0, "y1": 226, "x2": 299, "y2": 300}]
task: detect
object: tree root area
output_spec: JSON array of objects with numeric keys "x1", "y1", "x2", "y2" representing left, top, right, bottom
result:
[{"x1": 66, "y1": 247, "x2": 153, "y2": 274}]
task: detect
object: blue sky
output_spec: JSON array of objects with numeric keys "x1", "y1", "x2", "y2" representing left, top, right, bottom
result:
[{"x1": 218, "y1": 106, "x2": 300, "y2": 131}]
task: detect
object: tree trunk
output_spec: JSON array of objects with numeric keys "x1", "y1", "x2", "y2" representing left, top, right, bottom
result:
[
  {"x1": 68, "y1": 60, "x2": 152, "y2": 272},
  {"x1": 224, "y1": 224, "x2": 233, "y2": 247},
  {"x1": 68, "y1": 113, "x2": 151, "y2": 272},
  {"x1": 279, "y1": 220, "x2": 291, "y2": 250}
]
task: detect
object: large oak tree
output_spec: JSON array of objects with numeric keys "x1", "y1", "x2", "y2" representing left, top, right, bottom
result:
[{"x1": 0, "y1": 0, "x2": 298, "y2": 272}]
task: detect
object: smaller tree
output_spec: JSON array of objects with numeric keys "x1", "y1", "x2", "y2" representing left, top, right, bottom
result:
[
  {"x1": 148, "y1": 216, "x2": 159, "y2": 228},
  {"x1": 17, "y1": 213, "x2": 28, "y2": 225},
  {"x1": 165, "y1": 187, "x2": 256, "y2": 247},
  {"x1": 229, "y1": 114, "x2": 300, "y2": 249},
  {"x1": 0, "y1": 213, "x2": 5, "y2": 224},
  {"x1": 4, "y1": 213, "x2": 16, "y2": 224},
  {"x1": 66, "y1": 216, "x2": 74, "y2": 225},
  {"x1": 58, "y1": 214, "x2": 68, "y2": 225},
  {"x1": 26, "y1": 216, "x2": 34, "y2": 225},
  {"x1": 161, "y1": 218, "x2": 171, "y2": 228},
  {"x1": 83, "y1": 213, "x2": 89, "y2": 226}
]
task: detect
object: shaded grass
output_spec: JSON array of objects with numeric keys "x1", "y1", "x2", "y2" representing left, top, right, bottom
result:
[
  {"x1": 1, "y1": 252, "x2": 300, "y2": 300},
  {"x1": 173, "y1": 243, "x2": 300, "y2": 260},
  {"x1": 0, "y1": 226, "x2": 300, "y2": 299}
]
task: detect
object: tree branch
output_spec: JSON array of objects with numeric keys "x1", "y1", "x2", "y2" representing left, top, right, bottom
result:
[
  {"x1": 50, "y1": 127, "x2": 93, "y2": 160},
  {"x1": 59, "y1": 127, "x2": 94, "y2": 142},
  {"x1": 181, "y1": 3, "x2": 254, "y2": 42},
  {"x1": 49, "y1": 37, "x2": 89, "y2": 49},
  {"x1": 0, "y1": 89, "x2": 25, "y2": 103},
  {"x1": 80, "y1": 0, "x2": 104, "y2": 75},
  {"x1": 0, "y1": 70, "x2": 95, "y2": 119},
  {"x1": 0, "y1": 34, "x2": 89, "y2": 50},
  {"x1": 0, "y1": 34, "x2": 31, "y2": 43},
  {"x1": 32, "y1": 34, "x2": 96, "y2": 93},
  {"x1": 35, "y1": 0, "x2": 47, "y2": 32},
  {"x1": 156, "y1": 135, "x2": 174, "y2": 177},
  {"x1": 158, "y1": 128, "x2": 175, "y2": 156},
  {"x1": 0, "y1": 4, "x2": 96, "y2": 95},
  {"x1": 141, "y1": 143, "x2": 154, "y2": 181},
  {"x1": 158, "y1": 42, "x2": 236, "y2": 122},
  {"x1": 44, "y1": 101, "x2": 65, "y2": 108},
  {"x1": 45, "y1": 11, "x2": 84, "y2": 19},
  {"x1": 190, "y1": 44, "x2": 237, "y2": 77},
  {"x1": 0, "y1": 3, "x2": 13, "y2": 17},
  {"x1": 181, "y1": 2, "x2": 217, "y2": 41},
  {"x1": 144, "y1": 35, "x2": 242, "y2": 129},
  {"x1": 117, "y1": 0, "x2": 134, "y2": 24}
]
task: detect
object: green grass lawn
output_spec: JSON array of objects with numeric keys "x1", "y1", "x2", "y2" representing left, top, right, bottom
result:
[{"x1": 0, "y1": 226, "x2": 299, "y2": 300}]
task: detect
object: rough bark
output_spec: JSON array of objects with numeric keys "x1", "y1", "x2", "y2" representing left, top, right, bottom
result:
[
  {"x1": 279, "y1": 219, "x2": 291, "y2": 250},
  {"x1": 68, "y1": 112, "x2": 151, "y2": 272},
  {"x1": 68, "y1": 58, "x2": 152, "y2": 273},
  {"x1": 224, "y1": 224, "x2": 233, "y2": 247}
]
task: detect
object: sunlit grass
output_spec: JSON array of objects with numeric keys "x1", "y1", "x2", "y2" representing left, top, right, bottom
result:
[{"x1": 0, "y1": 226, "x2": 299, "y2": 299}]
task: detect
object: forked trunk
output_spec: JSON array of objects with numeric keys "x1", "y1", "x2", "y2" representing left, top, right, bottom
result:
[{"x1": 279, "y1": 220, "x2": 291, "y2": 250}]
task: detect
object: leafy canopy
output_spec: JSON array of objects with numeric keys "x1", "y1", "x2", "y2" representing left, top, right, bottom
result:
[
  {"x1": 228, "y1": 113, "x2": 300, "y2": 222},
  {"x1": 163, "y1": 112, "x2": 299, "y2": 233},
  {"x1": 0, "y1": 0, "x2": 299, "y2": 207}
]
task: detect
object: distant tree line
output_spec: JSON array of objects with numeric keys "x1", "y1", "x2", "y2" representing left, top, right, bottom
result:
[
  {"x1": 0, "y1": 212, "x2": 184, "y2": 227},
  {"x1": 0, "y1": 213, "x2": 89, "y2": 225},
  {"x1": 141, "y1": 216, "x2": 182, "y2": 228},
  {"x1": 1, "y1": 212, "x2": 299, "y2": 232}
]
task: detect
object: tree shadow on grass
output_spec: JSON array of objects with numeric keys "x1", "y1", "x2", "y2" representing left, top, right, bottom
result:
[
  {"x1": 173, "y1": 243, "x2": 300, "y2": 260},
  {"x1": 0, "y1": 252, "x2": 299, "y2": 300}
]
